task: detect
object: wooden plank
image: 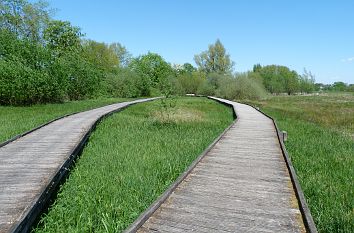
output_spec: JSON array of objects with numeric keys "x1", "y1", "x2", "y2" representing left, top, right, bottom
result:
[{"x1": 0, "y1": 98, "x2": 157, "y2": 233}]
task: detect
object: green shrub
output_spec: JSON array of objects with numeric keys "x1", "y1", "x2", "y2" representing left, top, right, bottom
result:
[
  {"x1": 233, "y1": 73, "x2": 268, "y2": 100},
  {"x1": 197, "y1": 73, "x2": 230, "y2": 96},
  {"x1": 0, "y1": 29, "x2": 51, "y2": 70},
  {"x1": 0, "y1": 29, "x2": 68, "y2": 105},
  {"x1": 176, "y1": 71, "x2": 205, "y2": 94},
  {"x1": 62, "y1": 54, "x2": 102, "y2": 100},
  {"x1": 103, "y1": 69, "x2": 144, "y2": 98},
  {"x1": 0, "y1": 58, "x2": 65, "y2": 105},
  {"x1": 129, "y1": 53, "x2": 175, "y2": 96},
  {"x1": 216, "y1": 72, "x2": 268, "y2": 100},
  {"x1": 197, "y1": 79, "x2": 216, "y2": 96}
]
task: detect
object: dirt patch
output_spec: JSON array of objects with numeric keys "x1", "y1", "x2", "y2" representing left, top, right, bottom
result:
[{"x1": 152, "y1": 107, "x2": 205, "y2": 123}]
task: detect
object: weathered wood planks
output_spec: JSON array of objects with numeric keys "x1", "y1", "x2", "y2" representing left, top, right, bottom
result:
[
  {"x1": 0, "y1": 98, "x2": 157, "y2": 233},
  {"x1": 128, "y1": 97, "x2": 308, "y2": 233}
]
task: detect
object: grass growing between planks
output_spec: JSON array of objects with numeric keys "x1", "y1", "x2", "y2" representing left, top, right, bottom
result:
[
  {"x1": 34, "y1": 97, "x2": 234, "y2": 232},
  {"x1": 247, "y1": 93, "x2": 354, "y2": 233},
  {"x1": 0, "y1": 98, "x2": 131, "y2": 144}
]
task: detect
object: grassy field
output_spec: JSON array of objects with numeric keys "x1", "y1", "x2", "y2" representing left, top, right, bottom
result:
[
  {"x1": 247, "y1": 92, "x2": 354, "y2": 233},
  {"x1": 34, "y1": 97, "x2": 234, "y2": 232},
  {"x1": 0, "y1": 98, "x2": 131, "y2": 144}
]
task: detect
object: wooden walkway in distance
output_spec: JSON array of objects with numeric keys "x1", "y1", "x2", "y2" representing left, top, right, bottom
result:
[
  {"x1": 0, "y1": 98, "x2": 156, "y2": 233},
  {"x1": 133, "y1": 97, "x2": 306, "y2": 233}
]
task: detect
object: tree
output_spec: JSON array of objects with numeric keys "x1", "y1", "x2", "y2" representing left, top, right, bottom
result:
[
  {"x1": 82, "y1": 40, "x2": 119, "y2": 72},
  {"x1": 281, "y1": 67, "x2": 299, "y2": 95},
  {"x1": 182, "y1": 63, "x2": 196, "y2": 73},
  {"x1": 0, "y1": 0, "x2": 51, "y2": 42},
  {"x1": 194, "y1": 39, "x2": 234, "y2": 74},
  {"x1": 44, "y1": 20, "x2": 82, "y2": 57},
  {"x1": 256, "y1": 64, "x2": 299, "y2": 94},
  {"x1": 253, "y1": 63, "x2": 262, "y2": 73},
  {"x1": 347, "y1": 84, "x2": 354, "y2": 92},
  {"x1": 129, "y1": 53, "x2": 173, "y2": 95},
  {"x1": 299, "y1": 68, "x2": 316, "y2": 93},
  {"x1": 173, "y1": 63, "x2": 196, "y2": 76},
  {"x1": 256, "y1": 65, "x2": 283, "y2": 94},
  {"x1": 332, "y1": 82, "x2": 347, "y2": 91},
  {"x1": 109, "y1": 42, "x2": 132, "y2": 67},
  {"x1": 176, "y1": 71, "x2": 204, "y2": 94}
]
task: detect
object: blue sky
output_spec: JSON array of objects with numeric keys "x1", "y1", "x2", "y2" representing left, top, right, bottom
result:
[{"x1": 46, "y1": 0, "x2": 354, "y2": 84}]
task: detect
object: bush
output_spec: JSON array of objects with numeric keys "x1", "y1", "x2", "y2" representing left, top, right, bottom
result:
[
  {"x1": 215, "y1": 72, "x2": 268, "y2": 100},
  {"x1": 0, "y1": 29, "x2": 68, "y2": 105},
  {"x1": 129, "y1": 53, "x2": 174, "y2": 96},
  {"x1": 176, "y1": 71, "x2": 205, "y2": 94},
  {"x1": 197, "y1": 73, "x2": 231, "y2": 97},
  {"x1": 0, "y1": 58, "x2": 65, "y2": 105},
  {"x1": 233, "y1": 73, "x2": 268, "y2": 100},
  {"x1": 103, "y1": 69, "x2": 144, "y2": 98},
  {"x1": 60, "y1": 54, "x2": 102, "y2": 100}
]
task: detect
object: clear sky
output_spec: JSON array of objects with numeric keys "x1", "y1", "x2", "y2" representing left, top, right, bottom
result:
[{"x1": 45, "y1": 0, "x2": 354, "y2": 84}]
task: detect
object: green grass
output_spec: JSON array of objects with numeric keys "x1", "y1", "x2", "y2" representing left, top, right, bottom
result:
[
  {"x1": 249, "y1": 92, "x2": 354, "y2": 139},
  {"x1": 247, "y1": 94, "x2": 354, "y2": 233},
  {"x1": 0, "y1": 98, "x2": 131, "y2": 144},
  {"x1": 34, "y1": 97, "x2": 234, "y2": 232}
]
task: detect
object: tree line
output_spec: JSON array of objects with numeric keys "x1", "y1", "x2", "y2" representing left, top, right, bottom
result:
[{"x1": 0, "y1": 0, "x2": 351, "y2": 106}]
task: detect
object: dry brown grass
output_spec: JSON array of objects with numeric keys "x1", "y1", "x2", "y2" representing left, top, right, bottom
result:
[{"x1": 152, "y1": 107, "x2": 205, "y2": 123}]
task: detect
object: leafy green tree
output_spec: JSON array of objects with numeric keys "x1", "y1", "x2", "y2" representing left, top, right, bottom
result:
[
  {"x1": 103, "y1": 68, "x2": 144, "y2": 98},
  {"x1": 182, "y1": 63, "x2": 196, "y2": 73},
  {"x1": 194, "y1": 39, "x2": 234, "y2": 74},
  {"x1": 173, "y1": 63, "x2": 196, "y2": 76},
  {"x1": 44, "y1": 20, "x2": 82, "y2": 57},
  {"x1": 50, "y1": 53, "x2": 102, "y2": 100},
  {"x1": 176, "y1": 71, "x2": 205, "y2": 94},
  {"x1": 82, "y1": 40, "x2": 119, "y2": 72},
  {"x1": 129, "y1": 52, "x2": 173, "y2": 95},
  {"x1": 0, "y1": 0, "x2": 51, "y2": 42},
  {"x1": 282, "y1": 68, "x2": 299, "y2": 95},
  {"x1": 332, "y1": 82, "x2": 347, "y2": 91},
  {"x1": 253, "y1": 63, "x2": 262, "y2": 73},
  {"x1": 255, "y1": 64, "x2": 299, "y2": 94},
  {"x1": 299, "y1": 68, "x2": 316, "y2": 93},
  {"x1": 347, "y1": 84, "x2": 354, "y2": 92},
  {"x1": 255, "y1": 65, "x2": 282, "y2": 93},
  {"x1": 109, "y1": 42, "x2": 132, "y2": 67}
]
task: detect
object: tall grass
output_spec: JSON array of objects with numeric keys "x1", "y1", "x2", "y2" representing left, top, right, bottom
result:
[
  {"x1": 247, "y1": 94, "x2": 354, "y2": 233},
  {"x1": 34, "y1": 97, "x2": 234, "y2": 232},
  {"x1": 0, "y1": 98, "x2": 130, "y2": 144},
  {"x1": 249, "y1": 93, "x2": 354, "y2": 139}
]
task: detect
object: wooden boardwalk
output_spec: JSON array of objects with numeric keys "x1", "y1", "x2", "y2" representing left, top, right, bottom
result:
[
  {"x1": 0, "y1": 98, "x2": 156, "y2": 233},
  {"x1": 132, "y1": 97, "x2": 306, "y2": 233}
]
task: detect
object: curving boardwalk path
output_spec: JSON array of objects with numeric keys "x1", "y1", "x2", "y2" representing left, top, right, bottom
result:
[
  {"x1": 0, "y1": 98, "x2": 157, "y2": 233},
  {"x1": 134, "y1": 97, "x2": 306, "y2": 233}
]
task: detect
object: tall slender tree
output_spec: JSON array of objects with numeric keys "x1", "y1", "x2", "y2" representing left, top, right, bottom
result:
[
  {"x1": 109, "y1": 42, "x2": 132, "y2": 67},
  {"x1": 194, "y1": 39, "x2": 234, "y2": 74}
]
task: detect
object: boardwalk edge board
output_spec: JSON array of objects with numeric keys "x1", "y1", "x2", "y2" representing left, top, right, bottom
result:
[
  {"x1": 241, "y1": 101, "x2": 318, "y2": 233},
  {"x1": 9, "y1": 98, "x2": 158, "y2": 233},
  {"x1": 123, "y1": 101, "x2": 237, "y2": 233}
]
